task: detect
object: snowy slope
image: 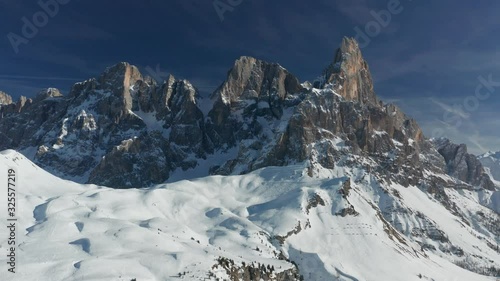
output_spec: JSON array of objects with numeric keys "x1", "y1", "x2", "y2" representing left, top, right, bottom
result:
[
  {"x1": 0, "y1": 150, "x2": 499, "y2": 281},
  {"x1": 479, "y1": 152, "x2": 500, "y2": 213}
]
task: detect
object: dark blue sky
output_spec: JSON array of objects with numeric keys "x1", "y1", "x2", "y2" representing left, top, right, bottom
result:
[{"x1": 1, "y1": 0, "x2": 499, "y2": 154}]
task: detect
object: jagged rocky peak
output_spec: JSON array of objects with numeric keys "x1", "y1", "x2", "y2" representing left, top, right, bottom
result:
[
  {"x1": 139, "y1": 74, "x2": 201, "y2": 118},
  {"x1": 0, "y1": 91, "x2": 13, "y2": 105},
  {"x1": 15, "y1": 96, "x2": 32, "y2": 112},
  {"x1": 33, "y1": 88, "x2": 63, "y2": 103},
  {"x1": 98, "y1": 62, "x2": 143, "y2": 116},
  {"x1": 383, "y1": 103, "x2": 424, "y2": 143},
  {"x1": 0, "y1": 92, "x2": 33, "y2": 116},
  {"x1": 318, "y1": 37, "x2": 379, "y2": 106},
  {"x1": 95, "y1": 63, "x2": 201, "y2": 116},
  {"x1": 207, "y1": 55, "x2": 304, "y2": 147},
  {"x1": 0, "y1": 38, "x2": 497, "y2": 195},
  {"x1": 432, "y1": 138, "x2": 495, "y2": 190},
  {"x1": 212, "y1": 56, "x2": 303, "y2": 107}
]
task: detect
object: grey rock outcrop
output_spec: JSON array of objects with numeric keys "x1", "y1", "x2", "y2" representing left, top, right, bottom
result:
[
  {"x1": 0, "y1": 91, "x2": 13, "y2": 105},
  {"x1": 207, "y1": 56, "x2": 304, "y2": 148},
  {"x1": 0, "y1": 92, "x2": 13, "y2": 118},
  {"x1": 316, "y1": 37, "x2": 379, "y2": 106},
  {"x1": 206, "y1": 37, "x2": 430, "y2": 186},
  {"x1": 433, "y1": 138, "x2": 495, "y2": 190},
  {"x1": 0, "y1": 92, "x2": 30, "y2": 117}
]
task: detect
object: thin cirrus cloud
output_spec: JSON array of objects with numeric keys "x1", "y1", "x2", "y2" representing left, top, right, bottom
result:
[
  {"x1": 428, "y1": 98, "x2": 470, "y2": 119},
  {"x1": 331, "y1": 0, "x2": 375, "y2": 24},
  {"x1": 388, "y1": 94, "x2": 499, "y2": 155}
]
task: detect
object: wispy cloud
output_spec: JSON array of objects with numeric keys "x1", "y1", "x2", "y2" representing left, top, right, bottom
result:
[
  {"x1": 332, "y1": 0, "x2": 374, "y2": 24},
  {"x1": 428, "y1": 98, "x2": 469, "y2": 119},
  {"x1": 0, "y1": 79, "x2": 47, "y2": 98},
  {"x1": 389, "y1": 95, "x2": 500, "y2": 155}
]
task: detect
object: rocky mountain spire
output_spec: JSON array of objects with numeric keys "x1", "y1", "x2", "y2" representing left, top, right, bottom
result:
[
  {"x1": 98, "y1": 62, "x2": 143, "y2": 119},
  {"x1": 0, "y1": 91, "x2": 13, "y2": 105},
  {"x1": 33, "y1": 88, "x2": 63, "y2": 103},
  {"x1": 433, "y1": 138, "x2": 495, "y2": 190},
  {"x1": 211, "y1": 56, "x2": 303, "y2": 106},
  {"x1": 208, "y1": 56, "x2": 304, "y2": 147},
  {"x1": 318, "y1": 37, "x2": 379, "y2": 106},
  {"x1": 0, "y1": 92, "x2": 32, "y2": 118}
]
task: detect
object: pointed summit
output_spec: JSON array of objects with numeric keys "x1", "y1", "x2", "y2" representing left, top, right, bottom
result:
[
  {"x1": 99, "y1": 62, "x2": 143, "y2": 91},
  {"x1": 212, "y1": 56, "x2": 302, "y2": 105},
  {"x1": 319, "y1": 37, "x2": 379, "y2": 106},
  {"x1": 208, "y1": 56, "x2": 303, "y2": 147},
  {"x1": 33, "y1": 88, "x2": 63, "y2": 103}
]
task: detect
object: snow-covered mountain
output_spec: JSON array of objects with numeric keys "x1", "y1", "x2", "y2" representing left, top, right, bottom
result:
[
  {"x1": 0, "y1": 150, "x2": 498, "y2": 281},
  {"x1": 480, "y1": 151, "x2": 500, "y2": 182},
  {"x1": 0, "y1": 91, "x2": 13, "y2": 105},
  {"x1": 0, "y1": 37, "x2": 499, "y2": 280},
  {"x1": 0, "y1": 38, "x2": 494, "y2": 192}
]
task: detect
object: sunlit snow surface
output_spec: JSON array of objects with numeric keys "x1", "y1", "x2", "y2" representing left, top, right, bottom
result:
[{"x1": 0, "y1": 150, "x2": 498, "y2": 281}]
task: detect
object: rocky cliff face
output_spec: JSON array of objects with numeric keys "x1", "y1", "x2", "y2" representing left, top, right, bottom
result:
[
  {"x1": 316, "y1": 37, "x2": 379, "y2": 106},
  {"x1": 0, "y1": 91, "x2": 32, "y2": 117},
  {"x1": 1, "y1": 37, "x2": 499, "y2": 278},
  {"x1": 207, "y1": 56, "x2": 304, "y2": 149},
  {"x1": 0, "y1": 37, "x2": 496, "y2": 194},
  {"x1": 0, "y1": 62, "x2": 208, "y2": 188},
  {"x1": 433, "y1": 139, "x2": 495, "y2": 190},
  {"x1": 0, "y1": 91, "x2": 13, "y2": 105}
]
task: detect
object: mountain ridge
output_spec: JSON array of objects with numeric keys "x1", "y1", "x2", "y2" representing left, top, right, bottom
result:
[
  {"x1": 0, "y1": 38, "x2": 495, "y2": 192},
  {"x1": 0, "y1": 37, "x2": 499, "y2": 279}
]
